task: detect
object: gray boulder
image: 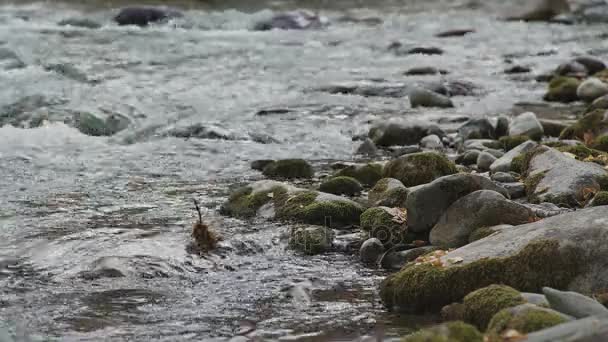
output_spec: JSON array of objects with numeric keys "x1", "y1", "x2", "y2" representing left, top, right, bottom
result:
[
  {"x1": 456, "y1": 150, "x2": 481, "y2": 165},
  {"x1": 543, "y1": 287, "x2": 608, "y2": 318},
  {"x1": 577, "y1": 77, "x2": 608, "y2": 103},
  {"x1": 458, "y1": 118, "x2": 496, "y2": 140},
  {"x1": 360, "y1": 238, "x2": 385, "y2": 264},
  {"x1": 490, "y1": 140, "x2": 538, "y2": 173},
  {"x1": 525, "y1": 315, "x2": 608, "y2": 342},
  {"x1": 509, "y1": 112, "x2": 544, "y2": 140},
  {"x1": 368, "y1": 178, "x2": 408, "y2": 207},
  {"x1": 420, "y1": 134, "x2": 444, "y2": 150},
  {"x1": 477, "y1": 151, "x2": 497, "y2": 171},
  {"x1": 492, "y1": 172, "x2": 518, "y2": 183},
  {"x1": 430, "y1": 190, "x2": 534, "y2": 248},
  {"x1": 406, "y1": 173, "x2": 509, "y2": 233},
  {"x1": 355, "y1": 138, "x2": 378, "y2": 156},
  {"x1": 409, "y1": 87, "x2": 454, "y2": 108}
]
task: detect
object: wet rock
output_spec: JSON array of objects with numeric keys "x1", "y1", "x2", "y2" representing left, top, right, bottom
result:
[
  {"x1": 577, "y1": 77, "x2": 608, "y2": 103},
  {"x1": 542, "y1": 287, "x2": 608, "y2": 318},
  {"x1": 406, "y1": 173, "x2": 509, "y2": 233},
  {"x1": 368, "y1": 121, "x2": 444, "y2": 147},
  {"x1": 220, "y1": 180, "x2": 296, "y2": 218},
  {"x1": 555, "y1": 61, "x2": 588, "y2": 77},
  {"x1": 407, "y1": 47, "x2": 444, "y2": 55},
  {"x1": 575, "y1": 56, "x2": 606, "y2": 75},
  {"x1": 255, "y1": 108, "x2": 292, "y2": 116},
  {"x1": 509, "y1": 112, "x2": 544, "y2": 140},
  {"x1": 409, "y1": 87, "x2": 454, "y2": 108},
  {"x1": 0, "y1": 95, "x2": 59, "y2": 127},
  {"x1": 404, "y1": 66, "x2": 448, "y2": 75},
  {"x1": 79, "y1": 256, "x2": 128, "y2": 280},
  {"x1": 458, "y1": 118, "x2": 495, "y2": 140},
  {"x1": 559, "y1": 109, "x2": 608, "y2": 141},
  {"x1": 249, "y1": 132, "x2": 279, "y2": 144},
  {"x1": 359, "y1": 238, "x2": 384, "y2": 264},
  {"x1": 44, "y1": 63, "x2": 90, "y2": 83},
  {"x1": 524, "y1": 315, "x2": 608, "y2": 342},
  {"x1": 58, "y1": 18, "x2": 102, "y2": 29},
  {"x1": 0, "y1": 47, "x2": 24, "y2": 70},
  {"x1": 251, "y1": 159, "x2": 275, "y2": 171},
  {"x1": 495, "y1": 115, "x2": 510, "y2": 138},
  {"x1": 420, "y1": 134, "x2": 444, "y2": 150},
  {"x1": 430, "y1": 190, "x2": 534, "y2": 249},
  {"x1": 490, "y1": 140, "x2": 538, "y2": 173},
  {"x1": 523, "y1": 146, "x2": 607, "y2": 206},
  {"x1": 167, "y1": 123, "x2": 240, "y2": 140},
  {"x1": 401, "y1": 322, "x2": 483, "y2": 342},
  {"x1": 72, "y1": 112, "x2": 129, "y2": 136},
  {"x1": 368, "y1": 178, "x2": 408, "y2": 207},
  {"x1": 456, "y1": 150, "x2": 481, "y2": 166},
  {"x1": 544, "y1": 76, "x2": 582, "y2": 103},
  {"x1": 317, "y1": 81, "x2": 408, "y2": 98},
  {"x1": 506, "y1": 0, "x2": 570, "y2": 21},
  {"x1": 114, "y1": 7, "x2": 183, "y2": 27},
  {"x1": 333, "y1": 232, "x2": 363, "y2": 253},
  {"x1": 380, "y1": 246, "x2": 438, "y2": 270},
  {"x1": 477, "y1": 152, "x2": 497, "y2": 171},
  {"x1": 262, "y1": 159, "x2": 314, "y2": 180},
  {"x1": 319, "y1": 176, "x2": 362, "y2": 196},
  {"x1": 289, "y1": 225, "x2": 333, "y2": 255},
  {"x1": 505, "y1": 65, "x2": 532, "y2": 74},
  {"x1": 275, "y1": 191, "x2": 364, "y2": 228},
  {"x1": 435, "y1": 28, "x2": 475, "y2": 38},
  {"x1": 463, "y1": 284, "x2": 526, "y2": 329},
  {"x1": 355, "y1": 138, "x2": 378, "y2": 156},
  {"x1": 380, "y1": 206, "x2": 608, "y2": 313},
  {"x1": 487, "y1": 303, "x2": 569, "y2": 338},
  {"x1": 334, "y1": 163, "x2": 383, "y2": 187},
  {"x1": 253, "y1": 10, "x2": 326, "y2": 31},
  {"x1": 492, "y1": 172, "x2": 518, "y2": 183},
  {"x1": 360, "y1": 207, "x2": 407, "y2": 246},
  {"x1": 383, "y1": 152, "x2": 457, "y2": 187}
]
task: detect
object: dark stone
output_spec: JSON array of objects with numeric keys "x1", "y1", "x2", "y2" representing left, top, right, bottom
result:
[
  {"x1": 435, "y1": 28, "x2": 475, "y2": 38},
  {"x1": 253, "y1": 11, "x2": 325, "y2": 31},
  {"x1": 505, "y1": 65, "x2": 532, "y2": 74},
  {"x1": 407, "y1": 47, "x2": 444, "y2": 55},
  {"x1": 114, "y1": 7, "x2": 183, "y2": 27},
  {"x1": 404, "y1": 66, "x2": 449, "y2": 76}
]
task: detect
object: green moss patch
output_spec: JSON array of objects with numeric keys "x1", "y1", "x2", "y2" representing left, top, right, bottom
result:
[
  {"x1": 500, "y1": 135, "x2": 531, "y2": 151},
  {"x1": 262, "y1": 159, "x2": 314, "y2": 179},
  {"x1": 275, "y1": 191, "x2": 363, "y2": 228},
  {"x1": 401, "y1": 321, "x2": 483, "y2": 342},
  {"x1": 486, "y1": 304, "x2": 567, "y2": 338},
  {"x1": 360, "y1": 207, "x2": 407, "y2": 246},
  {"x1": 544, "y1": 76, "x2": 581, "y2": 103},
  {"x1": 220, "y1": 184, "x2": 287, "y2": 218},
  {"x1": 463, "y1": 285, "x2": 525, "y2": 329},
  {"x1": 319, "y1": 176, "x2": 362, "y2": 196},
  {"x1": 383, "y1": 152, "x2": 458, "y2": 187},
  {"x1": 334, "y1": 163, "x2": 383, "y2": 187}
]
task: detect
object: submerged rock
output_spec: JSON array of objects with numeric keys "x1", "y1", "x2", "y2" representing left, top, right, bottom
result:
[
  {"x1": 506, "y1": 0, "x2": 570, "y2": 21},
  {"x1": 359, "y1": 238, "x2": 384, "y2": 264},
  {"x1": 0, "y1": 47, "x2": 25, "y2": 70},
  {"x1": 275, "y1": 191, "x2": 364, "y2": 228},
  {"x1": 420, "y1": 134, "x2": 444, "y2": 150},
  {"x1": 220, "y1": 180, "x2": 295, "y2": 218},
  {"x1": 430, "y1": 190, "x2": 534, "y2": 249},
  {"x1": 253, "y1": 10, "x2": 326, "y2": 31},
  {"x1": 380, "y1": 206, "x2": 608, "y2": 313},
  {"x1": 383, "y1": 152, "x2": 457, "y2": 187},
  {"x1": 262, "y1": 159, "x2": 314, "y2": 180},
  {"x1": 404, "y1": 66, "x2": 448, "y2": 76},
  {"x1": 114, "y1": 7, "x2": 183, "y2": 27},
  {"x1": 355, "y1": 138, "x2": 378, "y2": 156},
  {"x1": 288, "y1": 225, "x2": 333, "y2": 255},
  {"x1": 409, "y1": 87, "x2": 454, "y2": 108},
  {"x1": 58, "y1": 18, "x2": 102, "y2": 29},
  {"x1": 72, "y1": 112, "x2": 129, "y2": 136},
  {"x1": 435, "y1": 28, "x2": 475, "y2": 38},
  {"x1": 406, "y1": 174, "x2": 509, "y2": 233}
]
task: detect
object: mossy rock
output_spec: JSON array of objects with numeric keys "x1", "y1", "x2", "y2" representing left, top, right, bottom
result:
[
  {"x1": 383, "y1": 152, "x2": 458, "y2": 187},
  {"x1": 486, "y1": 304, "x2": 568, "y2": 339},
  {"x1": 368, "y1": 178, "x2": 408, "y2": 207},
  {"x1": 468, "y1": 226, "x2": 499, "y2": 243},
  {"x1": 559, "y1": 109, "x2": 608, "y2": 140},
  {"x1": 592, "y1": 135, "x2": 608, "y2": 152},
  {"x1": 288, "y1": 225, "x2": 333, "y2": 255},
  {"x1": 262, "y1": 159, "x2": 314, "y2": 179},
  {"x1": 589, "y1": 191, "x2": 608, "y2": 207},
  {"x1": 510, "y1": 153, "x2": 526, "y2": 174},
  {"x1": 543, "y1": 141, "x2": 570, "y2": 149},
  {"x1": 275, "y1": 191, "x2": 363, "y2": 228},
  {"x1": 556, "y1": 144, "x2": 603, "y2": 160},
  {"x1": 500, "y1": 135, "x2": 531, "y2": 151},
  {"x1": 380, "y1": 239, "x2": 584, "y2": 313},
  {"x1": 334, "y1": 163, "x2": 383, "y2": 187},
  {"x1": 598, "y1": 175, "x2": 608, "y2": 191},
  {"x1": 360, "y1": 207, "x2": 407, "y2": 246},
  {"x1": 401, "y1": 321, "x2": 483, "y2": 342},
  {"x1": 463, "y1": 284, "x2": 526, "y2": 330},
  {"x1": 543, "y1": 76, "x2": 581, "y2": 103},
  {"x1": 319, "y1": 176, "x2": 363, "y2": 196},
  {"x1": 220, "y1": 180, "x2": 290, "y2": 218}
]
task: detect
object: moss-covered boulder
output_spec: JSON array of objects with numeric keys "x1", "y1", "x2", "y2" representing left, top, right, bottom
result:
[
  {"x1": 543, "y1": 76, "x2": 581, "y2": 103},
  {"x1": 275, "y1": 190, "x2": 364, "y2": 228},
  {"x1": 401, "y1": 321, "x2": 483, "y2": 342},
  {"x1": 500, "y1": 135, "x2": 531, "y2": 151},
  {"x1": 360, "y1": 207, "x2": 407, "y2": 246},
  {"x1": 368, "y1": 178, "x2": 408, "y2": 207},
  {"x1": 589, "y1": 191, "x2": 608, "y2": 206},
  {"x1": 319, "y1": 176, "x2": 363, "y2": 196},
  {"x1": 383, "y1": 152, "x2": 458, "y2": 187},
  {"x1": 72, "y1": 112, "x2": 130, "y2": 136},
  {"x1": 559, "y1": 109, "x2": 608, "y2": 141},
  {"x1": 380, "y1": 206, "x2": 608, "y2": 313},
  {"x1": 288, "y1": 225, "x2": 333, "y2": 255},
  {"x1": 486, "y1": 303, "x2": 568, "y2": 339},
  {"x1": 262, "y1": 159, "x2": 314, "y2": 179},
  {"x1": 521, "y1": 146, "x2": 608, "y2": 206},
  {"x1": 463, "y1": 285, "x2": 526, "y2": 329},
  {"x1": 220, "y1": 180, "x2": 294, "y2": 218},
  {"x1": 334, "y1": 163, "x2": 383, "y2": 187}
]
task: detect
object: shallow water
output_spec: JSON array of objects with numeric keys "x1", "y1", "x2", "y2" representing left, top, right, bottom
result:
[{"x1": 0, "y1": 0, "x2": 606, "y2": 340}]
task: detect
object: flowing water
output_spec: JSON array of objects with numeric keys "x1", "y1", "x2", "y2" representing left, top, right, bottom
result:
[{"x1": 0, "y1": 0, "x2": 606, "y2": 340}]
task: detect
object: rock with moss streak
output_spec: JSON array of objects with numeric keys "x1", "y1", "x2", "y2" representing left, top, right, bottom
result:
[
  {"x1": 360, "y1": 207, "x2": 407, "y2": 246},
  {"x1": 220, "y1": 180, "x2": 296, "y2": 218},
  {"x1": 560, "y1": 109, "x2": 608, "y2": 141},
  {"x1": 274, "y1": 190, "x2": 364, "y2": 228},
  {"x1": 380, "y1": 206, "x2": 608, "y2": 313},
  {"x1": 334, "y1": 163, "x2": 383, "y2": 187},
  {"x1": 486, "y1": 303, "x2": 569, "y2": 340},
  {"x1": 383, "y1": 152, "x2": 457, "y2": 187},
  {"x1": 522, "y1": 146, "x2": 607, "y2": 207},
  {"x1": 288, "y1": 225, "x2": 333, "y2": 255},
  {"x1": 262, "y1": 159, "x2": 314, "y2": 179},
  {"x1": 318, "y1": 176, "x2": 362, "y2": 196},
  {"x1": 406, "y1": 173, "x2": 509, "y2": 233},
  {"x1": 401, "y1": 321, "x2": 483, "y2": 342},
  {"x1": 430, "y1": 190, "x2": 534, "y2": 249},
  {"x1": 490, "y1": 140, "x2": 538, "y2": 173},
  {"x1": 368, "y1": 178, "x2": 408, "y2": 207},
  {"x1": 463, "y1": 284, "x2": 526, "y2": 329},
  {"x1": 543, "y1": 76, "x2": 581, "y2": 103}
]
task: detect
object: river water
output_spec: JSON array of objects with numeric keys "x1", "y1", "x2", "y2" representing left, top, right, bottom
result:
[{"x1": 0, "y1": 0, "x2": 605, "y2": 340}]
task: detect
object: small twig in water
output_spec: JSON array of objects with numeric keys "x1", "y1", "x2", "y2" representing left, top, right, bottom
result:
[{"x1": 191, "y1": 198, "x2": 220, "y2": 254}]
